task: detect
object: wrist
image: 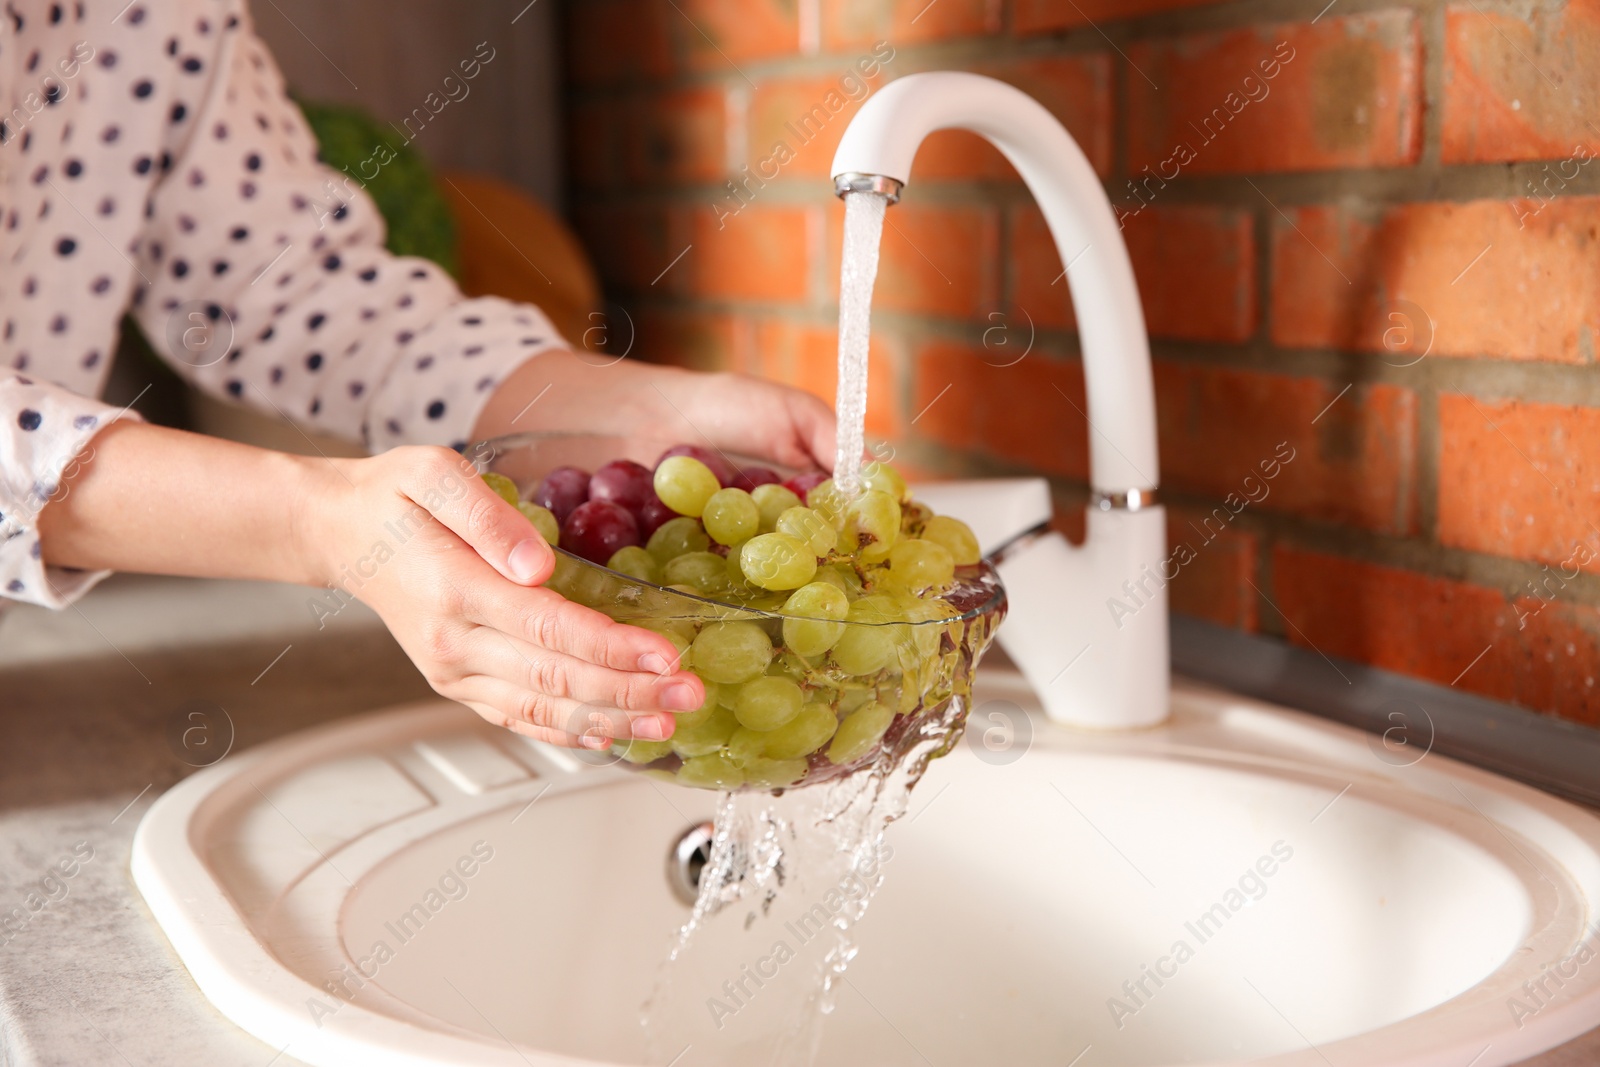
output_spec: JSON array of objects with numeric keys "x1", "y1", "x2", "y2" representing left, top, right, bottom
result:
[{"x1": 286, "y1": 452, "x2": 353, "y2": 589}]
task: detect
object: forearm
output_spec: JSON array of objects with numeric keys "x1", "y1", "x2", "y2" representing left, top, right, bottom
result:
[{"x1": 36, "y1": 421, "x2": 327, "y2": 587}]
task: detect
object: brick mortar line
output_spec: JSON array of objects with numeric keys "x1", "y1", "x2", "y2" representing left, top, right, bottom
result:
[
  {"x1": 570, "y1": 160, "x2": 1600, "y2": 214},
  {"x1": 605, "y1": 287, "x2": 1600, "y2": 406},
  {"x1": 885, "y1": 435, "x2": 1600, "y2": 609},
  {"x1": 564, "y1": 0, "x2": 1455, "y2": 102}
]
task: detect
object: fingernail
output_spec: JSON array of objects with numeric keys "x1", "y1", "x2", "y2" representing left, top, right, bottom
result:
[
  {"x1": 580, "y1": 734, "x2": 611, "y2": 751},
  {"x1": 638, "y1": 651, "x2": 671, "y2": 675},
  {"x1": 664, "y1": 683, "x2": 699, "y2": 711},
  {"x1": 633, "y1": 716, "x2": 668, "y2": 741},
  {"x1": 509, "y1": 539, "x2": 543, "y2": 582}
]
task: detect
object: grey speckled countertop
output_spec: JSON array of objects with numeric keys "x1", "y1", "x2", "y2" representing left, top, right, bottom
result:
[{"x1": 1, "y1": 576, "x2": 1597, "y2": 1066}]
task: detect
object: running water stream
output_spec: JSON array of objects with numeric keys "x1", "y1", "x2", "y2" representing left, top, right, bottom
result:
[
  {"x1": 831, "y1": 191, "x2": 890, "y2": 497},
  {"x1": 643, "y1": 190, "x2": 916, "y2": 1066}
]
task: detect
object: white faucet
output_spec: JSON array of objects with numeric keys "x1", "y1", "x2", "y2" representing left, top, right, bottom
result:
[{"x1": 830, "y1": 71, "x2": 1170, "y2": 730}]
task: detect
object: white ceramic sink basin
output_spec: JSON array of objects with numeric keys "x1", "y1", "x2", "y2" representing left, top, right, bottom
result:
[{"x1": 133, "y1": 669, "x2": 1600, "y2": 1067}]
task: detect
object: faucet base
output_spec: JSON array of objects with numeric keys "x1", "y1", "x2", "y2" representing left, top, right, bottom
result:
[{"x1": 994, "y1": 508, "x2": 1171, "y2": 730}]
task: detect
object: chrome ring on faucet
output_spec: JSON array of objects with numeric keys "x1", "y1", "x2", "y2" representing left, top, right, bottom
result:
[
  {"x1": 1091, "y1": 487, "x2": 1161, "y2": 512},
  {"x1": 833, "y1": 172, "x2": 904, "y2": 204}
]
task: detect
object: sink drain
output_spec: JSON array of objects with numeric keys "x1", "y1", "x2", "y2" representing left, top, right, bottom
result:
[{"x1": 667, "y1": 822, "x2": 715, "y2": 906}]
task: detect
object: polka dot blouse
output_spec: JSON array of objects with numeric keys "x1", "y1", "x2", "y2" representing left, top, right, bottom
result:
[{"x1": 0, "y1": 0, "x2": 564, "y2": 608}]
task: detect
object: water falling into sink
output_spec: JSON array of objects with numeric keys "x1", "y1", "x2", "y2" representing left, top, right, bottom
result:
[{"x1": 642, "y1": 189, "x2": 925, "y2": 1066}]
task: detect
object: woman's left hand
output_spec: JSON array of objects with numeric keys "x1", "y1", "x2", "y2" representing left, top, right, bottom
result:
[{"x1": 473, "y1": 350, "x2": 838, "y2": 472}]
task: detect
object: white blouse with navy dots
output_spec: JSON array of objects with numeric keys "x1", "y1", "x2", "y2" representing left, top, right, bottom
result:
[{"x1": 0, "y1": 0, "x2": 563, "y2": 608}]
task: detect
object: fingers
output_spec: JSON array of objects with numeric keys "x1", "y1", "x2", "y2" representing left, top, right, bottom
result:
[
  {"x1": 399, "y1": 447, "x2": 553, "y2": 586},
  {"x1": 458, "y1": 704, "x2": 585, "y2": 749},
  {"x1": 469, "y1": 628, "x2": 703, "y2": 716},
  {"x1": 787, "y1": 388, "x2": 838, "y2": 473},
  {"x1": 452, "y1": 676, "x2": 676, "y2": 747},
  {"x1": 465, "y1": 579, "x2": 698, "y2": 681}
]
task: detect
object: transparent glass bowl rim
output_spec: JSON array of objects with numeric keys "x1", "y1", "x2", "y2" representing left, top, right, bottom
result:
[{"x1": 470, "y1": 430, "x2": 1008, "y2": 629}]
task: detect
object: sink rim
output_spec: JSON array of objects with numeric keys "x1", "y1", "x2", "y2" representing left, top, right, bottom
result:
[{"x1": 132, "y1": 671, "x2": 1600, "y2": 1067}]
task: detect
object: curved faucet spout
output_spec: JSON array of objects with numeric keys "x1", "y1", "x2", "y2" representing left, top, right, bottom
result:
[
  {"x1": 832, "y1": 71, "x2": 1170, "y2": 729},
  {"x1": 830, "y1": 71, "x2": 1158, "y2": 495}
]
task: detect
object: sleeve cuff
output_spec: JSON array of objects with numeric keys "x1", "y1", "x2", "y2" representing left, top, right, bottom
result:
[{"x1": 1, "y1": 377, "x2": 145, "y2": 609}]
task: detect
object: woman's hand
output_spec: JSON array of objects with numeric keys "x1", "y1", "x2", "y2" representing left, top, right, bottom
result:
[
  {"x1": 303, "y1": 446, "x2": 705, "y2": 748},
  {"x1": 472, "y1": 350, "x2": 839, "y2": 473}
]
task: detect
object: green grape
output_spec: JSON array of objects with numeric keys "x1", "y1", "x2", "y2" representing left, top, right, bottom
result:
[
  {"x1": 744, "y1": 757, "x2": 808, "y2": 789},
  {"x1": 751, "y1": 484, "x2": 801, "y2": 532},
  {"x1": 517, "y1": 502, "x2": 560, "y2": 546},
  {"x1": 883, "y1": 538, "x2": 955, "y2": 595},
  {"x1": 726, "y1": 726, "x2": 771, "y2": 763},
  {"x1": 671, "y1": 705, "x2": 738, "y2": 758},
  {"x1": 832, "y1": 596, "x2": 904, "y2": 675},
  {"x1": 647, "y1": 516, "x2": 711, "y2": 564},
  {"x1": 654, "y1": 456, "x2": 721, "y2": 518},
  {"x1": 827, "y1": 700, "x2": 895, "y2": 765},
  {"x1": 808, "y1": 479, "x2": 848, "y2": 522},
  {"x1": 813, "y1": 563, "x2": 865, "y2": 599},
  {"x1": 702, "y1": 487, "x2": 760, "y2": 546},
  {"x1": 899, "y1": 596, "x2": 957, "y2": 659},
  {"x1": 780, "y1": 582, "x2": 850, "y2": 657},
  {"x1": 732, "y1": 675, "x2": 804, "y2": 730},
  {"x1": 678, "y1": 752, "x2": 745, "y2": 789},
  {"x1": 775, "y1": 506, "x2": 839, "y2": 557},
  {"x1": 860, "y1": 461, "x2": 908, "y2": 502},
  {"x1": 691, "y1": 621, "x2": 773, "y2": 684},
  {"x1": 921, "y1": 514, "x2": 981, "y2": 566},
  {"x1": 844, "y1": 489, "x2": 901, "y2": 563},
  {"x1": 615, "y1": 737, "x2": 676, "y2": 765},
  {"x1": 898, "y1": 500, "x2": 933, "y2": 537},
  {"x1": 607, "y1": 545, "x2": 661, "y2": 583},
  {"x1": 838, "y1": 687, "x2": 877, "y2": 715},
  {"x1": 481, "y1": 472, "x2": 520, "y2": 505},
  {"x1": 663, "y1": 551, "x2": 728, "y2": 592},
  {"x1": 740, "y1": 533, "x2": 817, "y2": 591},
  {"x1": 762, "y1": 703, "x2": 839, "y2": 759}
]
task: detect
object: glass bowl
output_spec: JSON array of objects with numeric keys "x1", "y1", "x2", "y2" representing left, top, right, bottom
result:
[{"x1": 469, "y1": 432, "x2": 1007, "y2": 793}]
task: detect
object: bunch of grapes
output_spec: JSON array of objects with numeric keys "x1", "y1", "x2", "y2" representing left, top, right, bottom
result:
[{"x1": 480, "y1": 444, "x2": 1003, "y2": 792}]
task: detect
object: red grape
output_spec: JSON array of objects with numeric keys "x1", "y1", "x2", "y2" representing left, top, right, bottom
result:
[
  {"x1": 636, "y1": 494, "x2": 676, "y2": 538},
  {"x1": 534, "y1": 466, "x2": 590, "y2": 523},
  {"x1": 561, "y1": 500, "x2": 640, "y2": 564},
  {"x1": 783, "y1": 471, "x2": 829, "y2": 502},
  {"x1": 589, "y1": 459, "x2": 654, "y2": 516},
  {"x1": 656, "y1": 443, "x2": 735, "y2": 487},
  {"x1": 733, "y1": 466, "x2": 781, "y2": 491}
]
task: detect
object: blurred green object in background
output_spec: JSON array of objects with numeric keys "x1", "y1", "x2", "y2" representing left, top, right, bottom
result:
[{"x1": 297, "y1": 98, "x2": 459, "y2": 277}]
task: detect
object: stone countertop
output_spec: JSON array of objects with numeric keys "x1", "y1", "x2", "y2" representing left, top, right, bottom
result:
[
  {"x1": 1, "y1": 576, "x2": 1597, "y2": 1066},
  {"x1": 0, "y1": 576, "x2": 429, "y2": 1067}
]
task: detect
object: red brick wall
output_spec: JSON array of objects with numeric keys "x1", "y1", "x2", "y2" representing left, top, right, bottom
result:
[{"x1": 562, "y1": 0, "x2": 1600, "y2": 727}]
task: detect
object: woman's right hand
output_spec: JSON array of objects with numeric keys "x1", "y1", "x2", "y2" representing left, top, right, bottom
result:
[{"x1": 302, "y1": 446, "x2": 705, "y2": 748}]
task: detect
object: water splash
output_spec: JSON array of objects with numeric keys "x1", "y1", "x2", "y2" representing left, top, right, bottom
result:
[
  {"x1": 833, "y1": 191, "x2": 889, "y2": 497},
  {"x1": 642, "y1": 694, "x2": 974, "y2": 1067}
]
